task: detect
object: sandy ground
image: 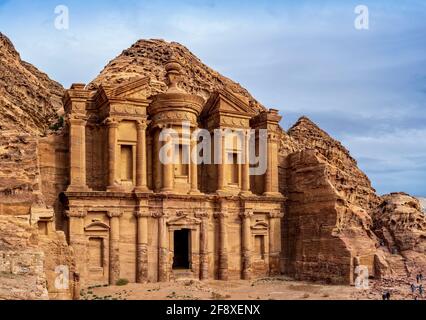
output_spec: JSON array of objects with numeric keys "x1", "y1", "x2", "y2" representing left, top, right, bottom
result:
[{"x1": 80, "y1": 276, "x2": 371, "y2": 301}]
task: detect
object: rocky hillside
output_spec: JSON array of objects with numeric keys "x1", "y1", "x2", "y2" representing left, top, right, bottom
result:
[
  {"x1": 418, "y1": 197, "x2": 426, "y2": 213},
  {"x1": 89, "y1": 39, "x2": 265, "y2": 112},
  {"x1": 0, "y1": 32, "x2": 63, "y2": 136},
  {"x1": 287, "y1": 116, "x2": 380, "y2": 211}
]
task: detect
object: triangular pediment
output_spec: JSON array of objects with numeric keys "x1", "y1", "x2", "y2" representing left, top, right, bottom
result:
[
  {"x1": 167, "y1": 214, "x2": 201, "y2": 226},
  {"x1": 108, "y1": 77, "x2": 151, "y2": 100},
  {"x1": 202, "y1": 88, "x2": 255, "y2": 118}
]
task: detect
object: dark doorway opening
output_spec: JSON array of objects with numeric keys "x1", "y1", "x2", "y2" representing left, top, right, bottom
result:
[{"x1": 173, "y1": 229, "x2": 190, "y2": 269}]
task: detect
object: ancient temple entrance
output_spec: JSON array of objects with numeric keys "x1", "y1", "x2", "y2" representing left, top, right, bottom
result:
[{"x1": 173, "y1": 229, "x2": 191, "y2": 269}]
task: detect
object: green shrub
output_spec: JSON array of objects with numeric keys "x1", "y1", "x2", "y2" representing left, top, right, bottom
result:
[{"x1": 116, "y1": 278, "x2": 129, "y2": 286}]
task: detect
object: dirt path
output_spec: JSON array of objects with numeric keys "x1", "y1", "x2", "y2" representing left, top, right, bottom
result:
[{"x1": 80, "y1": 277, "x2": 363, "y2": 300}]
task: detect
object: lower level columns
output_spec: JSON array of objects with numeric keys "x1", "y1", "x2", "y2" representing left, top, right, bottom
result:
[
  {"x1": 196, "y1": 211, "x2": 209, "y2": 280},
  {"x1": 135, "y1": 210, "x2": 150, "y2": 283},
  {"x1": 156, "y1": 212, "x2": 169, "y2": 282},
  {"x1": 108, "y1": 209, "x2": 122, "y2": 285},
  {"x1": 268, "y1": 210, "x2": 283, "y2": 275},
  {"x1": 240, "y1": 210, "x2": 253, "y2": 280},
  {"x1": 215, "y1": 209, "x2": 229, "y2": 280}
]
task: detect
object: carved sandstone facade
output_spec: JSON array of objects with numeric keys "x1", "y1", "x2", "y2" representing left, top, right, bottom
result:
[{"x1": 62, "y1": 60, "x2": 284, "y2": 286}]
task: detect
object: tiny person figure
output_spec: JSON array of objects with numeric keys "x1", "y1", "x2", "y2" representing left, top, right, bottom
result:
[
  {"x1": 411, "y1": 283, "x2": 416, "y2": 294},
  {"x1": 386, "y1": 291, "x2": 391, "y2": 300},
  {"x1": 419, "y1": 284, "x2": 424, "y2": 297}
]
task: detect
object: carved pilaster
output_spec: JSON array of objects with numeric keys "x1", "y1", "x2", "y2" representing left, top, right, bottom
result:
[
  {"x1": 153, "y1": 211, "x2": 169, "y2": 282},
  {"x1": 135, "y1": 120, "x2": 151, "y2": 193},
  {"x1": 67, "y1": 114, "x2": 89, "y2": 192},
  {"x1": 268, "y1": 210, "x2": 283, "y2": 275},
  {"x1": 135, "y1": 210, "x2": 150, "y2": 283},
  {"x1": 106, "y1": 117, "x2": 119, "y2": 191},
  {"x1": 240, "y1": 210, "x2": 253, "y2": 280},
  {"x1": 214, "y1": 210, "x2": 229, "y2": 280},
  {"x1": 195, "y1": 211, "x2": 209, "y2": 280},
  {"x1": 107, "y1": 209, "x2": 122, "y2": 285}
]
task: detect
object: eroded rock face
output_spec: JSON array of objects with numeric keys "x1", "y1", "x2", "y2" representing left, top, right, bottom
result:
[
  {"x1": 374, "y1": 193, "x2": 426, "y2": 253},
  {"x1": 0, "y1": 33, "x2": 74, "y2": 300},
  {"x1": 282, "y1": 149, "x2": 378, "y2": 284},
  {"x1": 287, "y1": 117, "x2": 380, "y2": 211},
  {"x1": 89, "y1": 39, "x2": 265, "y2": 112},
  {"x1": 0, "y1": 33, "x2": 63, "y2": 136}
]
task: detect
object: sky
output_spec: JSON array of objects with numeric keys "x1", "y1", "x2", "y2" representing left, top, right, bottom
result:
[{"x1": 0, "y1": 0, "x2": 425, "y2": 196}]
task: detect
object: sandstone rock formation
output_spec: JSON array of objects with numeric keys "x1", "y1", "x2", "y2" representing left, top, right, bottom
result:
[
  {"x1": 0, "y1": 33, "x2": 74, "y2": 300},
  {"x1": 1, "y1": 33, "x2": 425, "y2": 293},
  {"x1": 418, "y1": 197, "x2": 426, "y2": 213},
  {"x1": 0, "y1": 32, "x2": 63, "y2": 136},
  {"x1": 280, "y1": 117, "x2": 380, "y2": 284},
  {"x1": 89, "y1": 39, "x2": 265, "y2": 112}
]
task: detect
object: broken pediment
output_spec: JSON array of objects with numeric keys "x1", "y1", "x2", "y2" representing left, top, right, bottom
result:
[
  {"x1": 202, "y1": 88, "x2": 256, "y2": 119},
  {"x1": 106, "y1": 77, "x2": 151, "y2": 100},
  {"x1": 167, "y1": 213, "x2": 202, "y2": 227}
]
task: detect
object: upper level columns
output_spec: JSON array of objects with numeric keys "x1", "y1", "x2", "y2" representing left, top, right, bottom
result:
[
  {"x1": 241, "y1": 130, "x2": 252, "y2": 195},
  {"x1": 67, "y1": 115, "x2": 89, "y2": 192},
  {"x1": 135, "y1": 120, "x2": 150, "y2": 192},
  {"x1": 106, "y1": 117, "x2": 119, "y2": 191}
]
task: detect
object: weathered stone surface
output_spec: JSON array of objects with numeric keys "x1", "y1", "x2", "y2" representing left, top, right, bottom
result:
[
  {"x1": 374, "y1": 193, "x2": 426, "y2": 253},
  {"x1": 418, "y1": 197, "x2": 426, "y2": 213},
  {"x1": 0, "y1": 32, "x2": 63, "y2": 136},
  {"x1": 281, "y1": 149, "x2": 378, "y2": 284},
  {"x1": 89, "y1": 39, "x2": 265, "y2": 113}
]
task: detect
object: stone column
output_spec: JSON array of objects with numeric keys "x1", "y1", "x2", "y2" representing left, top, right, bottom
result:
[
  {"x1": 240, "y1": 210, "x2": 253, "y2": 280},
  {"x1": 152, "y1": 129, "x2": 161, "y2": 192},
  {"x1": 108, "y1": 209, "x2": 122, "y2": 285},
  {"x1": 264, "y1": 133, "x2": 280, "y2": 196},
  {"x1": 190, "y1": 134, "x2": 200, "y2": 194},
  {"x1": 67, "y1": 116, "x2": 88, "y2": 191},
  {"x1": 135, "y1": 120, "x2": 150, "y2": 192},
  {"x1": 241, "y1": 130, "x2": 251, "y2": 195},
  {"x1": 215, "y1": 208, "x2": 228, "y2": 280},
  {"x1": 135, "y1": 210, "x2": 149, "y2": 283},
  {"x1": 156, "y1": 212, "x2": 169, "y2": 282},
  {"x1": 268, "y1": 210, "x2": 283, "y2": 275},
  {"x1": 217, "y1": 130, "x2": 226, "y2": 192},
  {"x1": 106, "y1": 118, "x2": 119, "y2": 191},
  {"x1": 66, "y1": 209, "x2": 87, "y2": 285},
  {"x1": 161, "y1": 131, "x2": 174, "y2": 193},
  {"x1": 196, "y1": 211, "x2": 209, "y2": 280}
]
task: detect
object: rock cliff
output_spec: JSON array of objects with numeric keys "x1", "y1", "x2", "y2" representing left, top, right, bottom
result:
[
  {"x1": 0, "y1": 33, "x2": 74, "y2": 300},
  {"x1": 0, "y1": 32, "x2": 63, "y2": 136}
]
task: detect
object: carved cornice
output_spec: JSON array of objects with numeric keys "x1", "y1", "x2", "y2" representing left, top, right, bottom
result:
[
  {"x1": 269, "y1": 211, "x2": 284, "y2": 219},
  {"x1": 240, "y1": 210, "x2": 254, "y2": 219},
  {"x1": 194, "y1": 210, "x2": 209, "y2": 219},
  {"x1": 134, "y1": 210, "x2": 151, "y2": 218},
  {"x1": 66, "y1": 209, "x2": 86, "y2": 218},
  {"x1": 214, "y1": 211, "x2": 229, "y2": 219},
  {"x1": 107, "y1": 209, "x2": 122, "y2": 218}
]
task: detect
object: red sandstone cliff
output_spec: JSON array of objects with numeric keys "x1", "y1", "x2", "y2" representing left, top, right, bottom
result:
[
  {"x1": 1, "y1": 33, "x2": 425, "y2": 290},
  {"x1": 0, "y1": 33, "x2": 73, "y2": 300}
]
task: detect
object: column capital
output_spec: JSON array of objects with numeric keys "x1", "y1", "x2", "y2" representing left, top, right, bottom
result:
[
  {"x1": 195, "y1": 210, "x2": 209, "y2": 219},
  {"x1": 214, "y1": 211, "x2": 229, "y2": 219},
  {"x1": 136, "y1": 120, "x2": 148, "y2": 131},
  {"x1": 240, "y1": 210, "x2": 254, "y2": 219},
  {"x1": 66, "y1": 209, "x2": 86, "y2": 218},
  {"x1": 134, "y1": 210, "x2": 151, "y2": 218},
  {"x1": 268, "y1": 210, "x2": 284, "y2": 219},
  {"x1": 68, "y1": 114, "x2": 87, "y2": 125},
  {"x1": 152, "y1": 211, "x2": 167, "y2": 219},
  {"x1": 104, "y1": 117, "x2": 119, "y2": 128},
  {"x1": 107, "y1": 209, "x2": 122, "y2": 218}
]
